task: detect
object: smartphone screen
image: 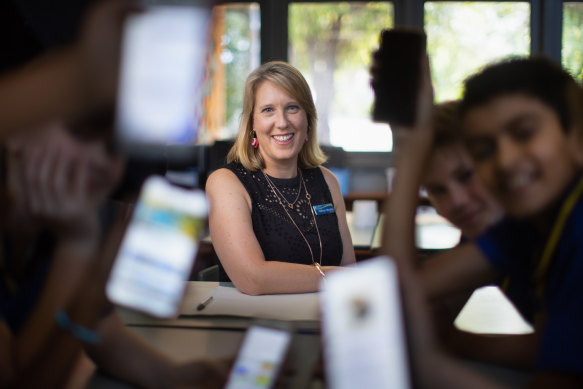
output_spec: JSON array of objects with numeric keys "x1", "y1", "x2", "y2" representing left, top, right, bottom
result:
[
  {"x1": 106, "y1": 176, "x2": 208, "y2": 318},
  {"x1": 320, "y1": 256, "x2": 411, "y2": 389},
  {"x1": 115, "y1": 2, "x2": 211, "y2": 159},
  {"x1": 225, "y1": 325, "x2": 292, "y2": 389}
]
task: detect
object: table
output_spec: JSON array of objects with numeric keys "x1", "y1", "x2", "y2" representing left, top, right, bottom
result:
[
  {"x1": 87, "y1": 282, "x2": 322, "y2": 389},
  {"x1": 86, "y1": 282, "x2": 531, "y2": 388}
]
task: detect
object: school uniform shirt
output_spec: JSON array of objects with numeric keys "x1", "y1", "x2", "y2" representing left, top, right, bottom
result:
[{"x1": 475, "y1": 176, "x2": 583, "y2": 375}]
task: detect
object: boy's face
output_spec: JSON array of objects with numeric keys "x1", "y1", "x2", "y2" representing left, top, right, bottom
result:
[
  {"x1": 462, "y1": 94, "x2": 580, "y2": 219},
  {"x1": 423, "y1": 145, "x2": 503, "y2": 238}
]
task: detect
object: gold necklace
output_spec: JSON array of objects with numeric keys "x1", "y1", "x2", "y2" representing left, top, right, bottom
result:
[
  {"x1": 262, "y1": 170, "x2": 302, "y2": 208},
  {"x1": 262, "y1": 169, "x2": 323, "y2": 266}
]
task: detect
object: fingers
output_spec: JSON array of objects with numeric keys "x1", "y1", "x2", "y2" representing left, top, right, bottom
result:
[{"x1": 14, "y1": 127, "x2": 102, "y2": 243}]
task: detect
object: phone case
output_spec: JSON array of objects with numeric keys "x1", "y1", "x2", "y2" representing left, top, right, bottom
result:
[{"x1": 371, "y1": 28, "x2": 427, "y2": 127}]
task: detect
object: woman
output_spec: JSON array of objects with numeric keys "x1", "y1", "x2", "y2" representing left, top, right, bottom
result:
[{"x1": 206, "y1": 61, "x2": 355, "y2": 295}]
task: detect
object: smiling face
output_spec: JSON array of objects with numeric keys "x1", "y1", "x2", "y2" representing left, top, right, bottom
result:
[
  {"x1": 423, "y1": 144, "x2": 504, "y2": 238},
  {"x1": 252, "y1": 80, "x2": 309, "y2": 175},
  {"x1": 463, "y1": 94, "x2": 580, "y2": 220}
]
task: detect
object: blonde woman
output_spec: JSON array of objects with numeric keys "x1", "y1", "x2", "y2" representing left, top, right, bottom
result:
[{"x1": 206, "y1": 61, "x2": 355, "y2": 295}]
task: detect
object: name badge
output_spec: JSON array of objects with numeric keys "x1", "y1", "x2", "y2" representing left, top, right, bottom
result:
[{"x1": 313, "y1": 203, "x2": 335, "y2": 215}]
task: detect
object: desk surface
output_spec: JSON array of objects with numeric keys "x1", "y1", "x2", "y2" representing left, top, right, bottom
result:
[
  {"x1": 88, "y1": 281, "x2": 531, "y2": 388},
  {"x1": 347, "y1": 209, "x2": 462, "y2": 253}
]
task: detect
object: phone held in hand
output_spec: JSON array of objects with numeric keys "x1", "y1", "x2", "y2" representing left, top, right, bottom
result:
[
  {"x1": 320, "y1": 256, "x2": 411, "y2": 389},
  {"x1": 106, "y1": 175, "x2": 208, "y2": 318},
  {"x1": 115, "y1": 1, "x2": 212, "y2": 161},
  {"x1": 371, "y1": 28, "x2": 427, "y2": 127},
  {"x1": 225, "y1": 321, "x2": 293, "y2": 389}
]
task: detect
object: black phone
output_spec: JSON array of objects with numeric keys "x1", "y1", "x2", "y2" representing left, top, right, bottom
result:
[{"x1": 371, "y1": 28, "x2": 427, "y2": 127}]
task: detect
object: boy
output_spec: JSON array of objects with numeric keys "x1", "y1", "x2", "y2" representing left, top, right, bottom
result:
[
  {"x1": 382, "y1": 56, "x2": 583, "y2": 388},
  {"x1": 422, "y1": 101, "x2": 503, "y2": 241}
]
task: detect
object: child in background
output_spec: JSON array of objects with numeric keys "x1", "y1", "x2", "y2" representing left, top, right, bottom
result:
[
  {"x1": 381, "y1": 54, "x2": 583, "y2": 388},
  {"x1": 422, "y1": 101, "x2": 504, "y2": 241},
  {"x1": 419, "y1": 101, "x2": 506, "y2": 341}
]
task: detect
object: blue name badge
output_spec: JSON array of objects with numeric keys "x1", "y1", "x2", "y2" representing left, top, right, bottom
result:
[{"x1": 313, "y1": 203, "x2": 335, "y2": 215}]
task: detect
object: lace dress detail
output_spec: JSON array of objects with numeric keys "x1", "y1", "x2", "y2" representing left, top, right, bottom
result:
[{"x1": 218, "y1": 162, "x2": 343, "y2": 281}]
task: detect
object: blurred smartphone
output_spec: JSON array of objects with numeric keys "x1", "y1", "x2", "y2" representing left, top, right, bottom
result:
[
  {"x1": 225, "y1": 321, "x2": 293, "y2": 389},
  {"x1": 115, "y1": 1, "x2": 212, "y2": 161},
  {"x1": 320, "y1": 256, "x2": 411, "y2": 389},
  {"x1": 371, "y1": 28, "x2": 427, "y2": 127},
  {"x1": 106, "y1": 175, "x2": 208, "y2": 318}
]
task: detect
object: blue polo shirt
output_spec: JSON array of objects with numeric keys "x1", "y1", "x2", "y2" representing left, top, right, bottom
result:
[{"x1": 476, "y1": 181, "x2": 583, "y2": 375}]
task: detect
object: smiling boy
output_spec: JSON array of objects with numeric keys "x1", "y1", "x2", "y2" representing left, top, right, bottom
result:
[{"x1": 382, "y1": 55, "x2": 583, "y2": 388}]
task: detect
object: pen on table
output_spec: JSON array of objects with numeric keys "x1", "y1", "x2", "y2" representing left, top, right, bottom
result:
[{"x1": 196, "y1": 296, "x2": 214, "y2": 311}]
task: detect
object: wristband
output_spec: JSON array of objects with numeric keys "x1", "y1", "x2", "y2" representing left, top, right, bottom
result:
[{"x1": 54, "y1": 309, "x2": 101, "y2": 344}]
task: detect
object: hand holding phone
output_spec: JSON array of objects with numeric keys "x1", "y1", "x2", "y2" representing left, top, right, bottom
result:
[
  {"x1": 106, "y1": 175, "x2": 208, "y2": 318},
  {"x1": 371, "y1": 28, "x2": 427, "y2": 127}
]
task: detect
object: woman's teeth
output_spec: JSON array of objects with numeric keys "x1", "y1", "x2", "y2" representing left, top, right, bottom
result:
[{"x1": 273, "y1": 134, "x2": 294, "y2": 142}]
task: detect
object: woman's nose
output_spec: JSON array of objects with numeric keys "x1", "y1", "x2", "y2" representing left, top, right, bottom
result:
[{"x1": 275, "y1": 109, "x2": 289, "y2": 129}]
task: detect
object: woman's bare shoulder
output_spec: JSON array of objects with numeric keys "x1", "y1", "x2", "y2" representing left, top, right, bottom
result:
[{"x1": 206, "y1": 167, "x2": 240, "y2": 190}]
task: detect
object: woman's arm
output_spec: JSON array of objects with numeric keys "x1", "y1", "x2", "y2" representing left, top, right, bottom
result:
[
  {"x1": 320, "y1": 166, "x2": 356, "y2": 266},
  {"x1": 206, "y1": 168, "x2": 338, "y2": 295}
]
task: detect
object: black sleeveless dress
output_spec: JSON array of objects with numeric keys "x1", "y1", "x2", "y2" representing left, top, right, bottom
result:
[{"x1": 218, "y1": 162, "x2": 343, "y2": 282}]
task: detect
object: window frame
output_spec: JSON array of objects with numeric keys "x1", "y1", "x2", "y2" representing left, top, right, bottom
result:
[{"x1": 221, "y1": 0, "x2": 574, "y2": 168}]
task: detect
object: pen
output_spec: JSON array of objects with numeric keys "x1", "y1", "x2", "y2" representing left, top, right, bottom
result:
[{"x1": 196, "y1": 296, "x2": 214, "y2": 311}]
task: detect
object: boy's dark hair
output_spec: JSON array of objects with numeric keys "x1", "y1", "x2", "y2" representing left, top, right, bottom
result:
[{"x1": 460, "y1": 56, "x2": 580, "y2": 133}]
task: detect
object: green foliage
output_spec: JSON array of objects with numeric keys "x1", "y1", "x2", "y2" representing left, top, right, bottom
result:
[
  {"x1": 425, "y1": 2, "x2": 530, "y2": 102},
  {"x1": 289, "y1": 2, "x2": 392, "y2": 70},
  {"x1": 563, "y1": 3, "x2": 583, "y2": 83},
  {"x1": 224, "y1": 6, "x2": 257, "y2": 133}
]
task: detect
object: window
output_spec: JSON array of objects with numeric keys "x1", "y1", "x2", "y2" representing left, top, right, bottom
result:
[
  {"x1": 424, "y1": 1, "x2": 530, "y2": 102},
  {"x1": 200, "y1": 1, "x2": 572, "y2": 155},
  {"x1": 288, "y1": 2, "x2": 394, "y2": 152},
  {"x1": 562, "y1": 2, "x2": 583, "y2": 82},
  {"x1": 201, "y1": 3, "x2": 260, "y2": 143}
]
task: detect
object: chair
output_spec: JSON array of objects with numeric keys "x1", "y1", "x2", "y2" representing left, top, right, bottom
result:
[{"x1": 197, "y1": 264, "x2": 220, "y2": 281}]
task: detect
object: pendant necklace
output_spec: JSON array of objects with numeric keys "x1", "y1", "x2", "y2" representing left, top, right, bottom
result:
[
  {"x1": 262, "y1": 169, "x2": 323, "y2": 267},
  {"x1": 264, "y1": 170, "x2": 302, "y2": 209}
]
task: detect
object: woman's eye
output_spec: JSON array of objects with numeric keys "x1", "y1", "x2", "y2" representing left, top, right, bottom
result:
[
  {"x1": 262, "y1": 107, "x2": 274, "y2": 113},
  {"x1": 287, "y1": 105, "x2": 300, "y2": 112}
]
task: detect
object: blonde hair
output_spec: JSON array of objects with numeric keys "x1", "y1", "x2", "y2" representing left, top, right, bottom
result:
[{"x1": 226, "y1": 61, "x2": 327, "y2": 171}]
